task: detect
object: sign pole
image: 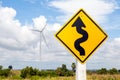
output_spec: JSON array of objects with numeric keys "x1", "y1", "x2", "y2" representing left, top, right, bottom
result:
[{"x1": 76, "y1": 60, "x2": 86, "y2": 80}]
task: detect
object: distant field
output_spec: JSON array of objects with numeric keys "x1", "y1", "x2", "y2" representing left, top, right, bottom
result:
[
  {"x1": 0, "y1": 70, "x2": 120, "y2": 80},
  {"x1": 1, "y1": 74, "x2": 120, "y2": 80},
  {"x1": 39, "y1": 76, "x2": 75, "y2": 80},
  {"x1": 87, "y1": 74, "x2": 120, "y2": 80},
  {"x1": 39, "y1": 75, "x2": 120, "y2": 80}
]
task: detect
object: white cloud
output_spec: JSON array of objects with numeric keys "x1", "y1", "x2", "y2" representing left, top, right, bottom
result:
[
  {"x1": 50, "y1": 0, "x2": 119, "y2": 23},
  {"x1": 0, "y1": 0, "x2": 120, "y2": 69},
  {"x1": 0, "y1": 6, "x2": 40, "y2": 62},
  {"x1": 46, "y1": 23, "x2": 61, "y2": 31},
  {"x1": 48, "y1": 0, "x2": 120, "y2": 69},
  {"x1": 33, "y1": 16, "x2": 47, "y2": 31},
  {"x1": 87, "y1": 37, "x2": 120, "y2": 69},
  {"x1": 0, "y1": 6, "x2": 37, "y2": 45},
  {"x1": 0, "y1": 5, "x2": 66, "y2": 69}
]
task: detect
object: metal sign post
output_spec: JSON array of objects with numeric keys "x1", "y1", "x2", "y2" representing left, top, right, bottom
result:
[{"x1": 76, "y1": 61, "x2": 86, "y2": 80}]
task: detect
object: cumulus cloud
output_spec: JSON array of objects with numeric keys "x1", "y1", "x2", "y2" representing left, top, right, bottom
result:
[
  {"x1": 50, "y1": 0, "x2": 119, "y2": 23},
  {"x1": 33, "y1": 16, "x2": 47, "y2": 31},
  {"x1": 0, "y1": 6, "x2": 40, "y2": 62},
  {"x1": 0, "y1": 6, "x2": 37, "y2": 47},
  {"x1": 0, "y1": 5, "x2": 63, "y2": 68},
  {"x1": 46, "y1": 23, "x2": 61, "y2": 31},
  {"x1": 0, "y1": 0, "x2": 120, "y2": 69},
  {"x1": 49, "y1": 0, "x2": 120, "y2": 69},
  {"x1": 87, "y1": 37, "x2": 120, "y2": 69}
]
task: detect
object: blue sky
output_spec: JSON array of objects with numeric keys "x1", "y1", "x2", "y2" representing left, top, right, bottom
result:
[
  {"x1": 0, "y1": 0, "x2": 120, "y2": 70},
  {"x1": 1, "y1": 0, "x2": 60, "y2": 24}
]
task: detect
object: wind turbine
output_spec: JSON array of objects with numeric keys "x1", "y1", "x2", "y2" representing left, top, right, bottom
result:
[{"x1": 31, "y1": 23, "x2": 48, "y2": 70}]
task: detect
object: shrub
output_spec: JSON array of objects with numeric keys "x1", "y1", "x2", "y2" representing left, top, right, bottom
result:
[
  {"x1": 20, "y1": 66, "x2": 39, "y2": 78},
  {"x1": 0, "y1": 65, "x2": 3, "y2": 70},
  {"x1": 38, "y1": 70, "x2": 57, "y2": 77},
  {"x1": 0, "y1": 69, "x2": 10, "y2": 77},
  {"x1": 56, "y1": 64, "x2": 74, "y2": 76},
  {"x1": 97, "y1": 68, "x2": 107, "y2": 74},
  {"x1": 108, "y1": 68, "x2": 118, "y2": 75}
]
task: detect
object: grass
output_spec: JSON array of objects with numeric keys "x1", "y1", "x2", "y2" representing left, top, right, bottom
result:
[
  {"x1": 39, "y1": 75, "x2": 120, "y2": 80},
  {"x1": 1, "y1": 74, "x2": 120, "y2": 80},
  {"x1": 0, "y1": 70, "x2": 120, "y2": 80},
  {"x1": 87, "y1": 74, "x2": 120, "y2": 80},
  {"x1": 39, "y1": 76, "x2": 75, "y2": 80}
]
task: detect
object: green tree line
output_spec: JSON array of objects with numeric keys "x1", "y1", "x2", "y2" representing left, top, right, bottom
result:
[
  {"x1": 97, "y1": 68, "x2": 118, "y2": 75},
  {"x1": 21, "y1": 64, "x2": 75, "y2": 78},
  {"x1": 0, "y1": 63, "x2": 120, "y2": 79}
]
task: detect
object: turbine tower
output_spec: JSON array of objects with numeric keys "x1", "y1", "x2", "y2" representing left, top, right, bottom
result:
[{"x1": 32, "y1": 23, "x2": 48, "y2": 70}]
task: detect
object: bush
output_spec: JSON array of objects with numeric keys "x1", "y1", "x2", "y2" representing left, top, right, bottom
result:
[
  {"x1": 65, "y1": 70, "x2": 74, "y2": 76},
  {"x1": 0, "y1": 65, "x2": 3, "y2": 70},
  {"x1": 97, "y1": 68, "x2": 107, "y2": 74},
  {"x1": 108, "y1": 68, "x2": 118, "y2": 75},
  {"x1": 20, "y1": 66, "x2": 39, "y2": 78},
  {"x1": 38, "y1": 70, "x2": 57, "y2": 77},
  {"x1": 0, "y1": 69, "x2": 10, "y2": 77},
  {"x1": 56, "y1": 64, "x2": 74, "y2": 76}
]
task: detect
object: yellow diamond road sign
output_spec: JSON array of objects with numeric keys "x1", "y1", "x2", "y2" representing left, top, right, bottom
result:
[{"x1": 55, "y1": 9, "x2": 107, "y2": 63}]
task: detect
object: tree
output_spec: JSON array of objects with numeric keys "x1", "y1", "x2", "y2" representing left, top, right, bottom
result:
[
  {"x1": 56, "y1": 67, "x2": 63, "y2": 76},
  {"x1": 97, "y1": 68, "x2": 107, "y2": 74},
  {"x1": 30, "y1": 68, "x2": 39, "y2": 76},
  {"x1": 71, "y1": 63, "x2": 76, "y2": 72},
  {"x1": 56, "y1": 64, "x2": 74, "y2": 76},
  {"x1": 0, "y1": 65, "x2": 3, "y2": 70},
  {"x1": 56, "y1": 64, "x2": 68, "y2": 76},
  {"x1": 20, "y1": 66, "x2": 39, "y2": 78},
  {"x1": 8, "y1": 65, "x2": 13, "y2": 70},
  {"x1": 118, "y1": 70, "x2": 120, "y2": 73},
  {"x1": 61, "y1": 64, "x2": 68, "y2": 72},
  {"x1": 20, "y1": 67, "x2": 28, "y2": 78},
  {"x1": 108, "y1": 68, "x2": 118, "y2": 74},
  {"x1": 0, "y1": 69, "x2": 10, "y2": 77}
]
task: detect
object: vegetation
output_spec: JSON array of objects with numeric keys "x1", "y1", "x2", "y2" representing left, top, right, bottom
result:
[
  {"x1": 71, "y1": 62, "x2": 76, "y2": 72},
  {"x1": 20, "y1": 66, "x2": 39, "y2": 78},
  {"x1": 97, "y1": 68, "x2": 108, "y2": 74},
  {"x1": 96, "y1": 68, "x2": 118, "y2": 75},
  {"x1": 0, "y1": 65, "x2": 11, "y2": 77},
  {"x1": 20, "y1": 64, "x2": 74, "y2": 78},
  {"x1": 0, "y1": 64, "x2": 120, "y2": 80},
  {"x1": 56, "y1": 64, "x2": 74, "y2": 76},
  {"x1": 109, "y1": 68, "x2": 118, "y2": 74}
]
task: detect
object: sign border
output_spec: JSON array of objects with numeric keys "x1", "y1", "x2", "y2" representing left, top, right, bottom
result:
[{"x1": 55, "y1": 9, "x2": 108, "y2": 63}]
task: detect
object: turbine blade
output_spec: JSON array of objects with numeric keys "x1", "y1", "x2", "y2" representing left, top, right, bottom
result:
[
  {"x1": 41, "y1": 33, "x2": 49, "y2": 48},
  {"x1": 41, "y1": 23, "x2": 47, "y2": 32},
  {"x1": 31, "y1": 29, "x2": 40, "y2": 32},
  {"x1": 49, "y1": 50, "x2": 65, "y2": 53}
]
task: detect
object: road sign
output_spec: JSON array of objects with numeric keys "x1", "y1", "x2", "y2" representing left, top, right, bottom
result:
[{"x1": 55, "y1": 9, "x2": 107, "y2": 63}]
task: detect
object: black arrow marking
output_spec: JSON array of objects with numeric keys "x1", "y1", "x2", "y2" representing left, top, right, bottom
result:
[{"x1": 72, "y1": 17, "x2": 88, "y2": 56}]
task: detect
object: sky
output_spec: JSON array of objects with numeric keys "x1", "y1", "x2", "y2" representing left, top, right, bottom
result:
[{"x1": 0, "y1": 0, "x2": 120, "y2": 70}]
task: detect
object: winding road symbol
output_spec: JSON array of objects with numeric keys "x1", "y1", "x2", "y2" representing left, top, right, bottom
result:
[{"x1": 72, "y1": 17, "x2": 88, "y2": 56}]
